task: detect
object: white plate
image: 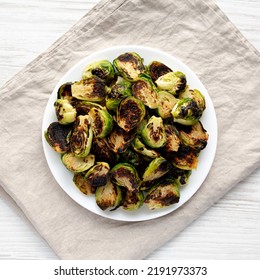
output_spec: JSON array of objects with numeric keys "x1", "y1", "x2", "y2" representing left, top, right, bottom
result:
[{"x1": 42, "y1": 45, "x2": 217, "y2": 222}]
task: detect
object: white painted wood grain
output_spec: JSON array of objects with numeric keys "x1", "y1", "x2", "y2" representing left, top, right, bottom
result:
[{"x1": 0, "y1": 0, "x2": 259, "y2": 260}]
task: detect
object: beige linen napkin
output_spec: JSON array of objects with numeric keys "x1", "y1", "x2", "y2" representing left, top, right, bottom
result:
[{"x1": 1, "y1": 0, "x2": 260, "y2": 259}]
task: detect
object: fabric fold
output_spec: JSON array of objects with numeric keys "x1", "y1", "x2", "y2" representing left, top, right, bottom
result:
[{"x1": 0, "y1": 0, "x2": 259, "y2": 259}]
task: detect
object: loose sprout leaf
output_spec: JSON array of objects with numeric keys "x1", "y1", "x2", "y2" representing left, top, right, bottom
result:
[{"x1": 45, "y1": 51, "x2": 209, "y2": 212}]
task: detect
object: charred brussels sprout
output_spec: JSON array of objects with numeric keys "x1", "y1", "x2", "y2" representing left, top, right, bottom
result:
[
  {"x1": 57, "y1": 82, "x2": 73, "y2": 100},
  {"x1": 156, "y1": 91, "x2": 178, "y2": 119},
  {"x1": 44, "y1": 122, "x2": 72, "y2": 153},
  {"x1": 110, "y1": 163, "x2": 141, "y2": 193},
  {"x1": 170, "y1": 145, "x2": 198, "y2": 170},
  {"x1": 141, "y1": 116, "x2": 166, "y2": 148},
  {"x1": 71, "y1": 77, "x2": 107, "y2": 102},
  {"x1": 168, "y1": 167, "x2": 192, "y2": 186},
  {"x1": 82, "y1": 60, "x2": 115, "y2": 84},
  {"x1": 73, "y1": 101, "x2": 103, "y2": 116},
  {"x1": 54, "y1": 99, "x2": 77, "y2": 125},
  {"x1": 88, "y1": 106, "x2": 113, "y2": 138},
  {"x1": 95, "y1": 180, "x2": 122, "y2": 210},
  {"x1": 122, "y1": 190, "x2": 144, "y2": 210},
  {"x1": 142, "y1": 157, "x2": 171, "y2": 182},
  {"x1": 73, "y1": 173, "x2": 96, "y2": 195},
  {"x1": 148, "y1": 61, "x2": 172, "y2": 82},
  {"x1": 132, "y1": 74, "x2": 158, "y2": 109},
  {"x1": 85, "y1": 162, "x2": 110, "y2": 187},
  {"x1": 171, "y1": 98, "x2": 203, "y2": 125},
  {"x1": 145, "y1": 178, "x2": 180, "y2": 209},
  {"x1": 164, "y1": 124, "x2": 181, "y2": 152},
  {"x1": 70, "y1": 115, "x2": 93, "y2": 157},
  {"x1": 61, "y1": 152, "x2": 95, "y2": 172},
  {"x1": 179, "y1": 88, "x2": 206, "y2": 111},
  {"x1": 117, "y1": 96, "x2": 146, "y2": 132},
  {"x1": 107, "y1": 125, "x2": 136, "y2": 154},
  {"x1": 155, "y1": 71, "x2": 186, "y2": 95},
  {"x1": 113, "y1": 52, "x2": 146, "y2": 81},
  {"x1": 106, "y1": 78, "x2": 132, "y2": 111},
  {"x1": 132, "y1": 136, "x2": 160, "y2": 158}
]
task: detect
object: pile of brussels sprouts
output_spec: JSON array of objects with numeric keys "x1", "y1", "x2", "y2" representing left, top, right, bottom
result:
[{"x1": 45, "y1": 52, "x2": 209, "y2": 211}]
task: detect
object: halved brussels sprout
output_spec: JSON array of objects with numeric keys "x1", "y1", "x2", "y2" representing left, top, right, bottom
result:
[
  {"x1": 168, "y1": 167, "x2": 192, "y2": 186},
  {"x1": 179, "y1": 87, "x2": 206, "y2": 111},
  {"x1": 148, "y1": 61, "x2": 172, "y2": 82},
  {"x1": 110, "y1": 163, "x2": 141, "y2": 193},
  {"x1": 171, "y1": 97, "x2": 203, "y2": 125},
  {"x1": 132, "y1": 74, "x2": 158, "y2": 109},
  {"x1": 145, "y1": 178, "x2": 180, "y2": 209},
  {"x1": 156, "y1": 91, "x2": 178, "y2": 119},
  {"x1": 85, "y1": 162, "x2": 110, "y2": 187},
  {"x1": 91, "y1": 137, "x2": 118, "y2": 166},
  {"x1": 132, "y1": 136, "x2": 160, "y2": 158},
  {"x1": 113, "y1": 52, "x2": 146, "y2": 81},
  {"x1": 88, "y1": 106, "x2": 113, "y2": 138},
  {"x1": 107, "y1": 124, "x2": 136, "y2": 154},
  {"x1": 105, "y1": 78, "x2": 132, "y2": 111},
  {"x1": 164, "y1": 124, "x2": 181, "y2": 152},
  {"x1": 70, "y1": 115, "x2": 93, "y2": 157},
  {"x1": 178, "y1": 121, "x2": 209, "y2": 151},
  {"x1": 141, "y1": 116, "x2": 166, "y2": 148},
  {"x1": 170, "y1": 145, "x2": 198, "y2": 170},
  {"x1": 44, "y1": 122, "x2": 72, "y2": 153},
  {"x1": 142, "y1": 157, "x2": 171, "y2": 182},
  {"x1": 57, "y1": 82, "x2": 73, "y2": 100},
  {"x1": 95, "y1": 180, "x2": 122, "y2": 210},
  {"x1": 71, "y1": 77, "x2": 107, "y2": 102},
  {"x1": 117, "y1": 96, "x2": 146, "y2": 132},
  {"x1": 73, "y1": 101, "x2": 103, "y2": 116},
  {"x1": 73, "y1": 173, "x2": 95, "y2": 195},
  {"x1": 54, "y1": 99, "x2": 77, "y2": 125},
  {"x1": 61, "y1": 152, "x2": 95, "y2": 172},
  {"x1": 122, "y1": 190, "x2": 144, "y2": 210},
  {"x1": 155, "y1": 71, "x2": 186, "y2": 95},
  {"x1": 82, "y1": 60, "x2": 115, "y2": 84}
]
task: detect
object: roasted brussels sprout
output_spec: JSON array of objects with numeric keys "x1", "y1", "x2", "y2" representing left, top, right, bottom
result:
[
  {"x1": 61, "y1": 152, "x2": 95, "y2": 172},
  {"x1": 73, "y1": 172, "x2": 95, "y2": 195},
  {"x1": 54, "y1": 99, "x2": 77, "y2": 125},
  {"x1": 168, "y1": 167, "x2": 192, "y2": 186},
  {"x1": 95, "y1": 180, "x2": 122, "y2": 210},
  {"x1": 164, "y1": 124, "x2": 181, "y2": 152},
  {"x1": 142, "y1": 157, "x2": 171, "y2": 182},
  {"x1": 178, "y1": 121, "x2": 209, "y2": 151},
  {"x1": 70, "y1": 115, "x2": 93, "y2": 157},
  {"x1": 122, "y1": 190, "x2": 144, "y2": 210},
  {"x1": 156, "y1": 91, "x2": 178, "y2": 119},
  {"x1": 71, "y1": 77, "x2": 107, "y2": 102},
  {"x1": 179, "y1": 88, "x2": 206, "y2": 111},
  {"x1": 91, "y1": 137, "x2": 118, "y2": 166},
  {"x1": 155, "y1": 71, "x2": 186, "y2": 95},
  {"x1": 85, "y1": 162, "x2": 110, "y2": 187},
  {"x1": 145, "y1": 178, "x2": 180, "y2": 209},
  {"x1": 88, "y1": 106, "x2": 113, "y2": 138},
  {"x1": 132, "y1": 74, "x2": 158, "y2": 109},
  {"x1": 107, "y1": 124, "x2": 136, "y2": 154},
  {"x1": 110, "y1": 163, "x2": 141, "y2": 193},
  {"x1": 117, "y1": 96, "x2": 146, "y2": 132},
  {"x1": 73, "y1": 101, "x2": 103, "y2": 116},
  {"x1": 170, "y1": 145, "x2": 198, "y2": 170},
  {"x1": 113, "y1": 52, "x2": 146, "y2": 81},
  {"x1": 148, "y1": 61, "x2": 172, "y2": 82},
  {"x1": 57, "y1": 82, "x2": 73, "y2": 100},
  {"x1": 132, "y1": 136, "x2": 160, "y2": 158},
  {"x1": 171, "y1": 98, "x2": 203, "y2": 125},
  {"x1": 105, "y1": 78, "x2": 132, "y2": 111},
  {"x1": 141, "y1": 116, "x2": 166, "y2": 148},
  {"x1": 82, "y1": 60, "x2": 115, "y2": 84},
  {"x1": 44, "y1": 122, "x2": 72, "y2": 153}
]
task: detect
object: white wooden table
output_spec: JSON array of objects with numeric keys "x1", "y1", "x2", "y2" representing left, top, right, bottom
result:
[{"x1": 0, "y1": 0, "x2": 259, "y2": 260}]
